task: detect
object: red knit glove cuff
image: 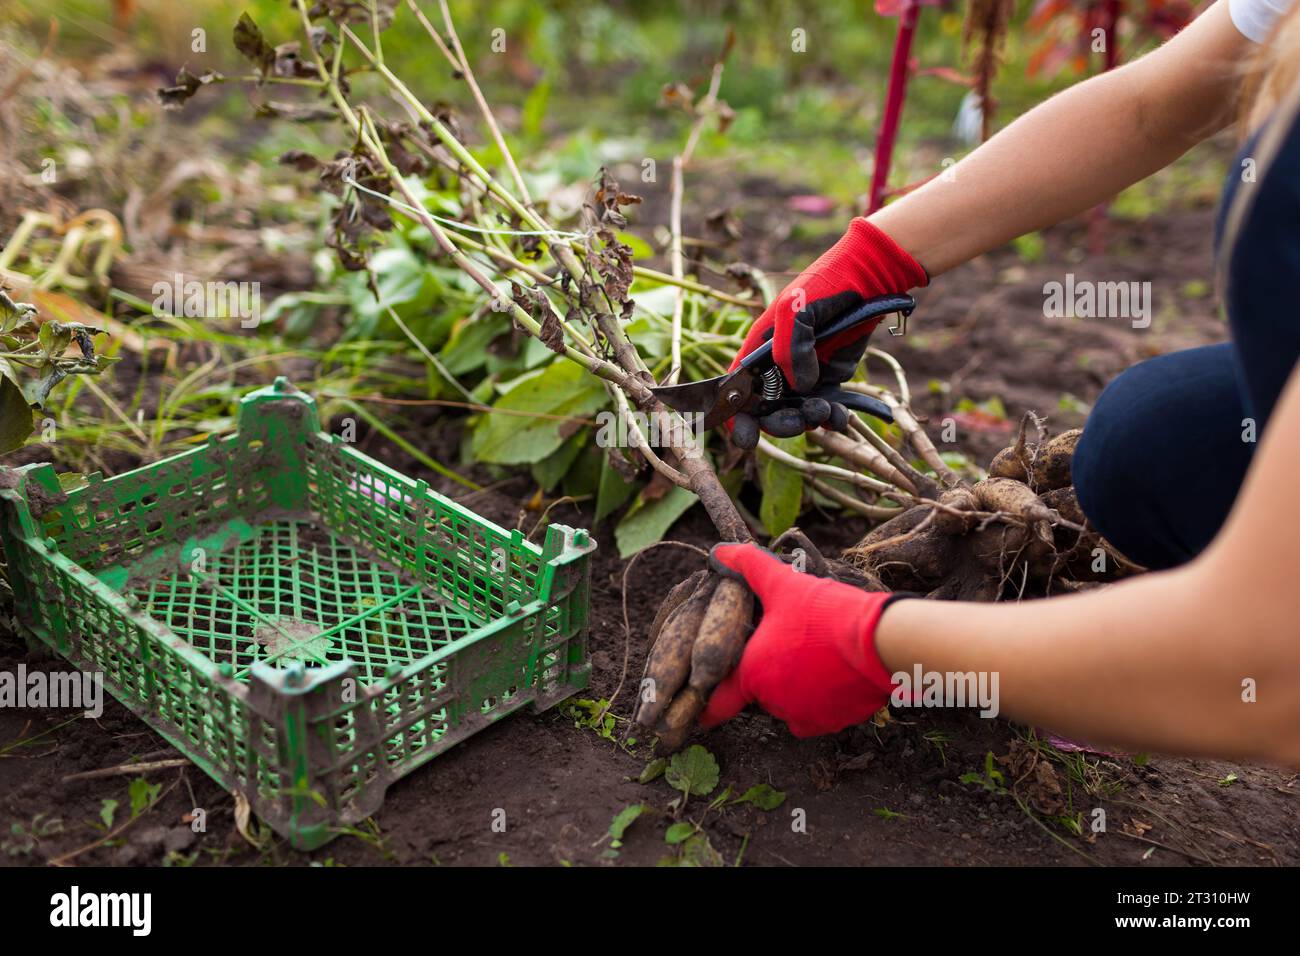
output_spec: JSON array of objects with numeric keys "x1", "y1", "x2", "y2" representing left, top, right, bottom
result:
[
  {"x1": 840, "y1": 217, "x2": 930, "y2": 294},
  {"x1": 804, "y1": 588, "x2": 910, "y2": 694}
]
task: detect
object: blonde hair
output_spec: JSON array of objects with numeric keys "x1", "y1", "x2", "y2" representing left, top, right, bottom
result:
[
  {"x1": 1242, "y1": 2, "x2": 1300, "y2": 130},
  {"x1": 1218, "y1": 3, "x2": 1300, "y2": 296}
]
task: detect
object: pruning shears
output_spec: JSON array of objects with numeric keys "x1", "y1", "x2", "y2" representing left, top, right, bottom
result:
[{"x1": 650, "y1": 293, "x2": 915, "y2": 430}]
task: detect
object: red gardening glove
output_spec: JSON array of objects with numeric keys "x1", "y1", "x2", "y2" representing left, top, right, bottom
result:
[
  {"x1": 700, "y1": 544, "x2": 910, "y2": 738},
  {"x1": 729, "y1": 219, "x2": 927, "y2": 449}
]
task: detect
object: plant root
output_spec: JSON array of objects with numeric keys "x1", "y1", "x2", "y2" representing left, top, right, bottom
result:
[
  {"x1": 632, "y1": 573, "x2": 717, "y2": 728},
  {"x1": 845, "y1": 425, "x2": 1144, "y2": 600},
  {"x1": 637, "y1": 570, "x2": 756, "y2": 752}
]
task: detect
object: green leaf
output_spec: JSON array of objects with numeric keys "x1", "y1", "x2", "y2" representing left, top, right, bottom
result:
[
  {"x1": 664, "y1": 821, "x2": 695, "y2": 845},
  {"x1": 0, "y1": 360, "x2": 34, "y2": 454},
  {"x1": 471, "y1": 362, "x2": 607, "y2": 465},
  {"x1": 614, "y1": 484, "x2": 697, "y2": 558},
  {"x1": 99, "y1": 799, "x2": 118, "y2": 829},
  {"x1": 732, "y1": 783, "x2": 786, "y2": 811},
  {"x1": 759, "y1": 433, "x2": 805, "y2": 536},
  {"x1": 562, "y1": 444, "x2": 604, "y2": 500},
  {"x1": 594, "y1": 451, "x2": 636, "y2": 523},
  {"x1": 344, "y1": 247, "x2": 452, "y2": 343},
  {"x1": 623, "y1": 315, "x2": 669, "y2": 357},
  {"x1": 638, "y1": 757, "x2": 668, "y2": 784},
  {"x1": 0, "y1": 291, "x2": 37, "y2": 333},
  {"x1": 531, "y1": 431, "x2": 586, "y2": 491},
  {"x1": 1011, "y1": 232, "x2": 1045, "y2": 263},
  {"x1": 665, "y1": 744, "x2": 720, "y2": 797},
  {"x1": 629, "y1": 283, "x2": 678, "y2": 316},
  {"x1": 37, "y1": 320, "x2": 72, "y2": 359},
  {"x1": 440, "y1": 313, "x2": 509, "y2": 376},
  {"x1": 128, "y1": 778, "x2": 161, "y2": 818},
  {"x1": 21, "y1": 361, "x2": 67, "y2": 409},
  {"x1": 608, "y1": 804, "x2": 650, "y2": 844},
  {"x1": 679, "y1": 832, "x2": 725, "y2": 867}
]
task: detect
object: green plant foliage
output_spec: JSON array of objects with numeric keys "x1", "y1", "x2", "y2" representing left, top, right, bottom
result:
[
  {"x1": 471, "y1": 361, "x2": 607, "y2": 465},
  {"x1": 638, "y1": 757, "x2": 668, "y2": 784},
  {"x1": 607, "y1": 803, "x2": 650, "y2": 848},
  {"x1": 128, "y1": 777, "x2": 162, "y2": 817},
  {"x1": 99, "y1": 799, "x2": 119, "y2": 830},
  {"x1": 731, "y1": 783, "x2": 786, "y2": 811},
  {"x1": 665, "y1": 744, "x2": 720, "y2": 797},
  {"x1": 0, "y1": 292, "x2": 116, "y2": 455},
  {"x1": 595, "y1": 451, "x2": 637, "y2": 523},
  {"x1": 759, "y1": 433, "x2": 806, "y2": 537},
  {"x1": 664, "y1": 821, "x2": 696, "y2": 844},
  {"x1": 960, "y1": 751, "x2": 1007, "y2": 793},
  {"x1": 614, "y1": 483, "x2": 698, "y2": 558},
  {"x1": 659, "y1": 831, "x2": 725, "y2": 867}
]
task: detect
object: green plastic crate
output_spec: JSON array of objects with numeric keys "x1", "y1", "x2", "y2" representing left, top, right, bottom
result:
[{"x1": 0, "y1": 378, "x2": 595, "y2": 849}]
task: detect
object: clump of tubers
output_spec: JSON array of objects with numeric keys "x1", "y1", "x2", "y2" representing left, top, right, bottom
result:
[
  {"x1": 632, "y1": 572, "x2": 716, "y2": 730},
  {"x1": 635, "y1": 529, "x2": 885, "y2": 751},
  {"x1": 846, "y1": 423, "x2": 1143, "y2": 600},
  {"x1": 638, "y1": 573, "x2": 754, "y2": 753},
  {"x1": 635, "y1": 421, "x2": 1143, "y2": 748}
]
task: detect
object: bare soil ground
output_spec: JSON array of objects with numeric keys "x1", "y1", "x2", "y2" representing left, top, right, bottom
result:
[{"x1": 2, "y1": 203, "x2": 1296, "y2": 868}]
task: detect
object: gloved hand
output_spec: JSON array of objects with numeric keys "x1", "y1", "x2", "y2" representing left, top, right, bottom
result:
[
  {"x1": 700, "y1": 543, "x2": 910, "y2": 738},
  {"x1": 730, "y1": 218, "x2": 927, "y2": 450}
]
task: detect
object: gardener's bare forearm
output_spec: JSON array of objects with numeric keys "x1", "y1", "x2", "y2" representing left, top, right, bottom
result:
[
  {"x1": 875, "y1": 567, "x2": 1286, "y2": 760},
  {"x1": 871, "y1": 0, "x2": 1250, "y2": 276},
  {"x1": 876, "y1": 366, "x2": 1300, "y2": 767}
]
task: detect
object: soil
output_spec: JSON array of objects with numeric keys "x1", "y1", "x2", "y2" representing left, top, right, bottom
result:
[{"x1": 3, "y1": 202, "x2": 1297, "y2": 868}]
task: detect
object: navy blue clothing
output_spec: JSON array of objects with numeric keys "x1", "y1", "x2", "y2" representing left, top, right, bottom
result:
[{"x1": 1073, "y1": 106, "x2": 1300, "y2": 569}]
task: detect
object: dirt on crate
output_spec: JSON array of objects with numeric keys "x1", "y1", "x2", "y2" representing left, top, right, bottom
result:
[{"x1": 2, "y1": 207, "x2": 1297, "y2": 867}]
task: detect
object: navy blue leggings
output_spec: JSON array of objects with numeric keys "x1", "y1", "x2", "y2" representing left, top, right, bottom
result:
[{"x1": 1073, "y1": 107, "x2": 1300, "y2": 570}]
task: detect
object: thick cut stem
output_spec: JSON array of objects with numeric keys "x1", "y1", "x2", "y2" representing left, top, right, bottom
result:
[{"x1": 676, "y1": 442, "x2": 751, "y2": 542}]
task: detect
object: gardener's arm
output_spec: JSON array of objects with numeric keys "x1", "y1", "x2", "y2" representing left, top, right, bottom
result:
[
  {"x1": 873, "y1": 359, "x2": 1300, "y2": 766},
  {"x1": 707, "y1": 360, "x2": 1300, "y2": 764},
  {"x1": 874, "y1": 0, "x2": 1250, "y2": 275},
  {"x1": 726, "y1": 1, "x2": 1254, "y2": 444}
]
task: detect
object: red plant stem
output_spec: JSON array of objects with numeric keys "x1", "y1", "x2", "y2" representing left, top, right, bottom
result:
[
  {"x1": 868, "y1": 0, "x2": 921, "y2": 215},
  {"x1": 1088, "y1": 0, "x2": 1123, "y2": 253},
  {"x1": 1102, "y1": 0, "x2": 1122, "y2": 71}
]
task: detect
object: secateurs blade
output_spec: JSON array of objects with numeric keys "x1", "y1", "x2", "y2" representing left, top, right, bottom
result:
[{"x1": 650, "y1": 293, "x2": 915, "y2": 430}]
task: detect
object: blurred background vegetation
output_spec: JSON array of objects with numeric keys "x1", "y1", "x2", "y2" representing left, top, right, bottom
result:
[
  {"x1": 0, "y1": 0, "x2": 1226, "y2": 550},
  {"x1": 4, "y1": 0, "x2": 1097, "y2": 215}
]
